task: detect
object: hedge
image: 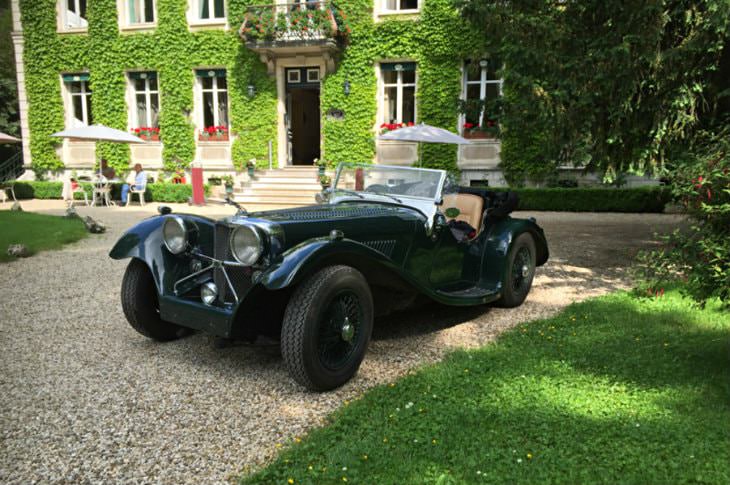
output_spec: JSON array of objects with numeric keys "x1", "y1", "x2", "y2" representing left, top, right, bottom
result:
[
  {"x1": 490, "y1": 186, "x2": 672, "y2": 213},
  {"x1": 10, "y1": 181, "x2": 206, "y2": 204}
]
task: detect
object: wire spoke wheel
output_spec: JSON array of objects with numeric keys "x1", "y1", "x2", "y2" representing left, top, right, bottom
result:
[
  {"x1": 317, "y1": 291, "x2": 363, "y2": 371},
  {"x1": 511, "y1": 247, "x2": 532, "y2": 292}
]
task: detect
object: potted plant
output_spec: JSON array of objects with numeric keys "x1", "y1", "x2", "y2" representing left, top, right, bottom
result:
[
  {"x1": 222, "y1": 175, "x2": 235, "y2": 194},
  {"x1": 172, "y1": 168, "x2": 186, "y2": 184},
  {"x1": 314, "y1": 158, "x2": 327, "y2": 176},
  {"x1": 246, "y1": 159, "x2": 256, "y2": 178},
  {"x1": 319, "y1": 175, "x2": 332, "y2": 189}
]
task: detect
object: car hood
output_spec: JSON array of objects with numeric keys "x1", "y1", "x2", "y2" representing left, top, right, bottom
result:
[{"x1": 247, "y1": 202, "x2": 425, "y2": 251}]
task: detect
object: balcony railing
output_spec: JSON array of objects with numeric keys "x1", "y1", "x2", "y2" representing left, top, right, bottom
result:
[{"x1": 239, "y1": 2, "x2": 350, "y2": 44}]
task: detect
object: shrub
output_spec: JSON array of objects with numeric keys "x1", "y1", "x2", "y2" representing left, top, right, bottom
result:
[
  {"x1": 486, "y1": 186, "x2": 671, "y2": 213},
  {"x1": 635, "y1": 132, "x2": 729, "y2": 306},
  {"x1": 11, "y1": 181, "x2": 207, "y2": 203}
]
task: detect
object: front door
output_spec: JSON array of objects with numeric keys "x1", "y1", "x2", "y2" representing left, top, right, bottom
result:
[{"x1": 285, "y1": 67, "x2": 321, "y2": 165}]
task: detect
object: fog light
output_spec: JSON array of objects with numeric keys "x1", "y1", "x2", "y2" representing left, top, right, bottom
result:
[{"x1": 201, "y1": 282, "x2": 218, "y2": 305}]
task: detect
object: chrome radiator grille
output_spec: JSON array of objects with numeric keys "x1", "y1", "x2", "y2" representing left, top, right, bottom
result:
[
  {"x1": 214, "y1": 224, "x2": 230, "y2": 303},
  {"x1": 214, "y1": 223, "x2": 253, "y2": 304}
]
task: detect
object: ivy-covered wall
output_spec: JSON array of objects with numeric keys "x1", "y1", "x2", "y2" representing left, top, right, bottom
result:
[{"x1": 19, "y1": 0, "x2": 482, "y2": 175}]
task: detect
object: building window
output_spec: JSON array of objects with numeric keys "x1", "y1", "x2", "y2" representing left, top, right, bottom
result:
[
  {"x1": 129, "y1": 72, "x2": 159, "y2": 130},
  {"x1": 194, "y1": 0, "x2": 225, "y2": 21},
  {"x1": 196, "y1": 69, "x2": 229, "y2": 138},
  {"x1": 63, "y1": 73, "x2": 92, "y2": 127},
  {"x1": 124, "y1": 0, "x2": 155, "y2": 25},
  {"x1": 61, "y1": 0, "x2": 88, "y2": 30},
  {"x1": 381, "y1": 62, "x2": 417, "y2": 125},
  {"x1": 382, "y1": 0, "x2": 419, "y2": 12},
  {"x1": 461, "y1": 59, "x2": 502, "y2": 128}
]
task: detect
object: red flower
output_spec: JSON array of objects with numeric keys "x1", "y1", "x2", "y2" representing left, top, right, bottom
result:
[
  {"x1": 463, "y1": 122, "x2": 475, "y2": 129},
  {"x1": 407, "y1": 121, "x2": 414, "y2": 127},
  {"x1": 380, "y1": 123, "x2": 388, "y2": 129},
  {"x1": 707, "y1": 188, "x2": 712, "y2": 200}
]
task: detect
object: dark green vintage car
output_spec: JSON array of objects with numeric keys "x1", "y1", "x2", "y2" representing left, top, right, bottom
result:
[{"x1": 110, "y1": 164, "x2": 548, "y2": 391}]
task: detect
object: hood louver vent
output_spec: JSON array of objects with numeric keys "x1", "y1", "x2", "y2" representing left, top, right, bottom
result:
[
  {"x1": 258, "y1": 206, "x2": 396, "y2": 221},
  {"x1": 363, "y1": 240, "x2": 396, "y2": 258}
]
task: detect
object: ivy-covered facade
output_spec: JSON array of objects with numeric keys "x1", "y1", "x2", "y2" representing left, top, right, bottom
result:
[{"x1": 11, "y1": 0, "x2": 504, "y2": 184}]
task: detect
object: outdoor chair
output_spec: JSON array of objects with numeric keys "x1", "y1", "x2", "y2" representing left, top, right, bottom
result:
[
  {"x1": 126, "y1": 186, "x2": 146, "y2": 207},
  {"x1": 69, "y1": 181, "x2": 89, "y2": 207},
  {"x1": 92, "y1": 175, "x2": 114, "y2": 207},
  {"x1": 0, "y1": 181, "x2": 16, "y2": 203}
]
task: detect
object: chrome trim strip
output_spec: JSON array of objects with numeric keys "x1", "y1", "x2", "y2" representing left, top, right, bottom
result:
[
  {"x1": 173, "y1": 264, "x2": 215, "y2": 296},
  {"x1": 173, "y1": 251, "x2": 245, "y2": 303}
]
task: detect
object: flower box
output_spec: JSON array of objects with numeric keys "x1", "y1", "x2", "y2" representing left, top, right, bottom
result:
[
  {"x1": 198, "y1": 133, "x2": 230, "y2": 142},
  {"x1": 463, "y1": 131, "x2": 495, "y2": 140},
  {"x1": 132, "y1": 127, "x2": 160, "y2": 141}
]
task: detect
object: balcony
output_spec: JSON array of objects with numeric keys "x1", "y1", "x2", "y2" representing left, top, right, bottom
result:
[{"x1": 239, "y1": 2, "x2": 349, "y2": 74}]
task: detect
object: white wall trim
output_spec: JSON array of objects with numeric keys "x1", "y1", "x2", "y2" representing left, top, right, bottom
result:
[{"x1": 10, "y1": 1, "x2": 31, "y2": 167}]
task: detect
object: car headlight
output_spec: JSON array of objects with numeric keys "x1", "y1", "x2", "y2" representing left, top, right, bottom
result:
[
  {"x1": 162, "y1": 216, "x2": 187, "y2": 254},
  {"x1": 230, "y1": 225, "x2": 263, "y2": 266}
]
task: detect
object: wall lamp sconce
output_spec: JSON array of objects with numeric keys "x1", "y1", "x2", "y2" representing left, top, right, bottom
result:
[
  {"x1": 343, "y1": 80, "x2": 351, "y2": 96},
  {"x1": 247, "y1": 84, "x2": 256, "y2": 99}
]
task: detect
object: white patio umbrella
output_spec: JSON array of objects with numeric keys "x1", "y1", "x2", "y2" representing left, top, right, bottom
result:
[
  {"x1": 51, "y1": 124, "x2": 146, "y2": 205},
  {"x1": 378, "y1": 123, "x2": 470, "y2": 166},
  {"x1": 51, "y1": 124, "x2": 145, "y2": 144},
  {"x1": 0, "y1": 131, "x2": 21, "y2": 144}
]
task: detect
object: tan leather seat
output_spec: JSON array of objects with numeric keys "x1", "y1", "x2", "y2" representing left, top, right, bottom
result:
[{"x1": 441, "y1": 193, "x2": 484, "y2": 233}]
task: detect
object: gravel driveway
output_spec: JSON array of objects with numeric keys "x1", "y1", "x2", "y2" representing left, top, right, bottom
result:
[{"x1": 0, "y1": 201, "x2": 683, "y2": 484}]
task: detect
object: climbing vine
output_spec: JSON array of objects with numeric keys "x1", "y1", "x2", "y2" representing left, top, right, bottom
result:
[{"x1": 20, "y1": 0, "x2": 484, "y2": 175}]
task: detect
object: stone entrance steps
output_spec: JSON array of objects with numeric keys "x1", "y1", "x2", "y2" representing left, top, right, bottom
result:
[{"x1": 232, "y1": 166, "x2": 323, "y2": 208}]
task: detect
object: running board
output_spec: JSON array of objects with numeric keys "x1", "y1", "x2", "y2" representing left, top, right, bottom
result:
[{"x1": 434, "y1": 286, "x2": 500, "y2": 305}]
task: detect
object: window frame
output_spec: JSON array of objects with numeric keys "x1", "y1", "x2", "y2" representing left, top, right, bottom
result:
[
  {"x1": 377, "y1": 0, "x2": 421, "y2": 17},
  {"x1": 128, "y1": 72, "x2": 160, "y2": 131},
  {"x1": 62, "y1": 73, "x2": 93, "y2": 128},
  {"x1": 189, "y1": 0, "x2": 227, "y2": 26},
  {"x1": 379, "y1": 62, "x2": 418, "y2": 126},
  {"x1": 194, "y1": 69, "x2": 230, "y2": 139},
  {"x1": 119, "y1": 0, "x2": 157, "y2": 29},
  {"x1": 58, "y1": 0, "x2": 88, "y2": 33},
  {"x1": 460, "y1": 59, "x2": 503, "y2": 131}
]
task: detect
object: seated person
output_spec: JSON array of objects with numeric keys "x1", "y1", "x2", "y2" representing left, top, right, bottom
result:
[
  {"x1": 100, "y1": 158, "x2": 117, "y2": 180},
  {"x1": 121, "y1": 163, "x2": 147, "y2": 204}
]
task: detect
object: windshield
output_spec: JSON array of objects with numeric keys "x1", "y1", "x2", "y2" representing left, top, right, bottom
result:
[{"x1": 334, "y1": 164, "x2": 446, "y2": 201}]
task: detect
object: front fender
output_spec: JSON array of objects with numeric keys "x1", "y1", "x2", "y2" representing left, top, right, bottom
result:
[
  {"x1": 109, "y1": 216, "x2": 165, "y2": 261},
  {"x1": 260, "y1": 237, "x2": 396, "y2": 290},
  {"x1": 109, "y1": 214, "x2": 217, "y2": 296}
]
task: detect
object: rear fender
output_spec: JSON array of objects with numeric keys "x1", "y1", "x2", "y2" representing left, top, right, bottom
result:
[{"x1": 479, "y1": 218, "x2": 549, "y2": 289}]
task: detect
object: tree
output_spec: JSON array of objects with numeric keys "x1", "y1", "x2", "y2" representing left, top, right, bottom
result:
[{"x1": 455, "y1": 0, "x2": 730, "y2": 182}]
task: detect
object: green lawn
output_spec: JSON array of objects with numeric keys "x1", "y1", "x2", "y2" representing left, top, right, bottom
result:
[
  {"x1": 0, "y1": 211, "x2": 88, "y2": 262},
  {"x1": 244, "y1": 290, "x2": 730, "y2": 485}
]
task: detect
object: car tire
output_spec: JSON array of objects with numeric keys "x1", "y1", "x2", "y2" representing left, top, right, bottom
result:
[
  {"x1": 281, "y1": 265, "x2": 374, "y2": 391},
  {"x1": 121, "y1": 258, "x2": 187, "y2": 342},
  {"x1": 496, "y1": 233, "x2": 537, "y2": 308}
]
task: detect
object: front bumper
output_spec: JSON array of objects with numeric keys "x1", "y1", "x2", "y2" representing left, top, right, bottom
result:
[{"x1": 159, "y1": 295, "x2": 236, "y2": 338}]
